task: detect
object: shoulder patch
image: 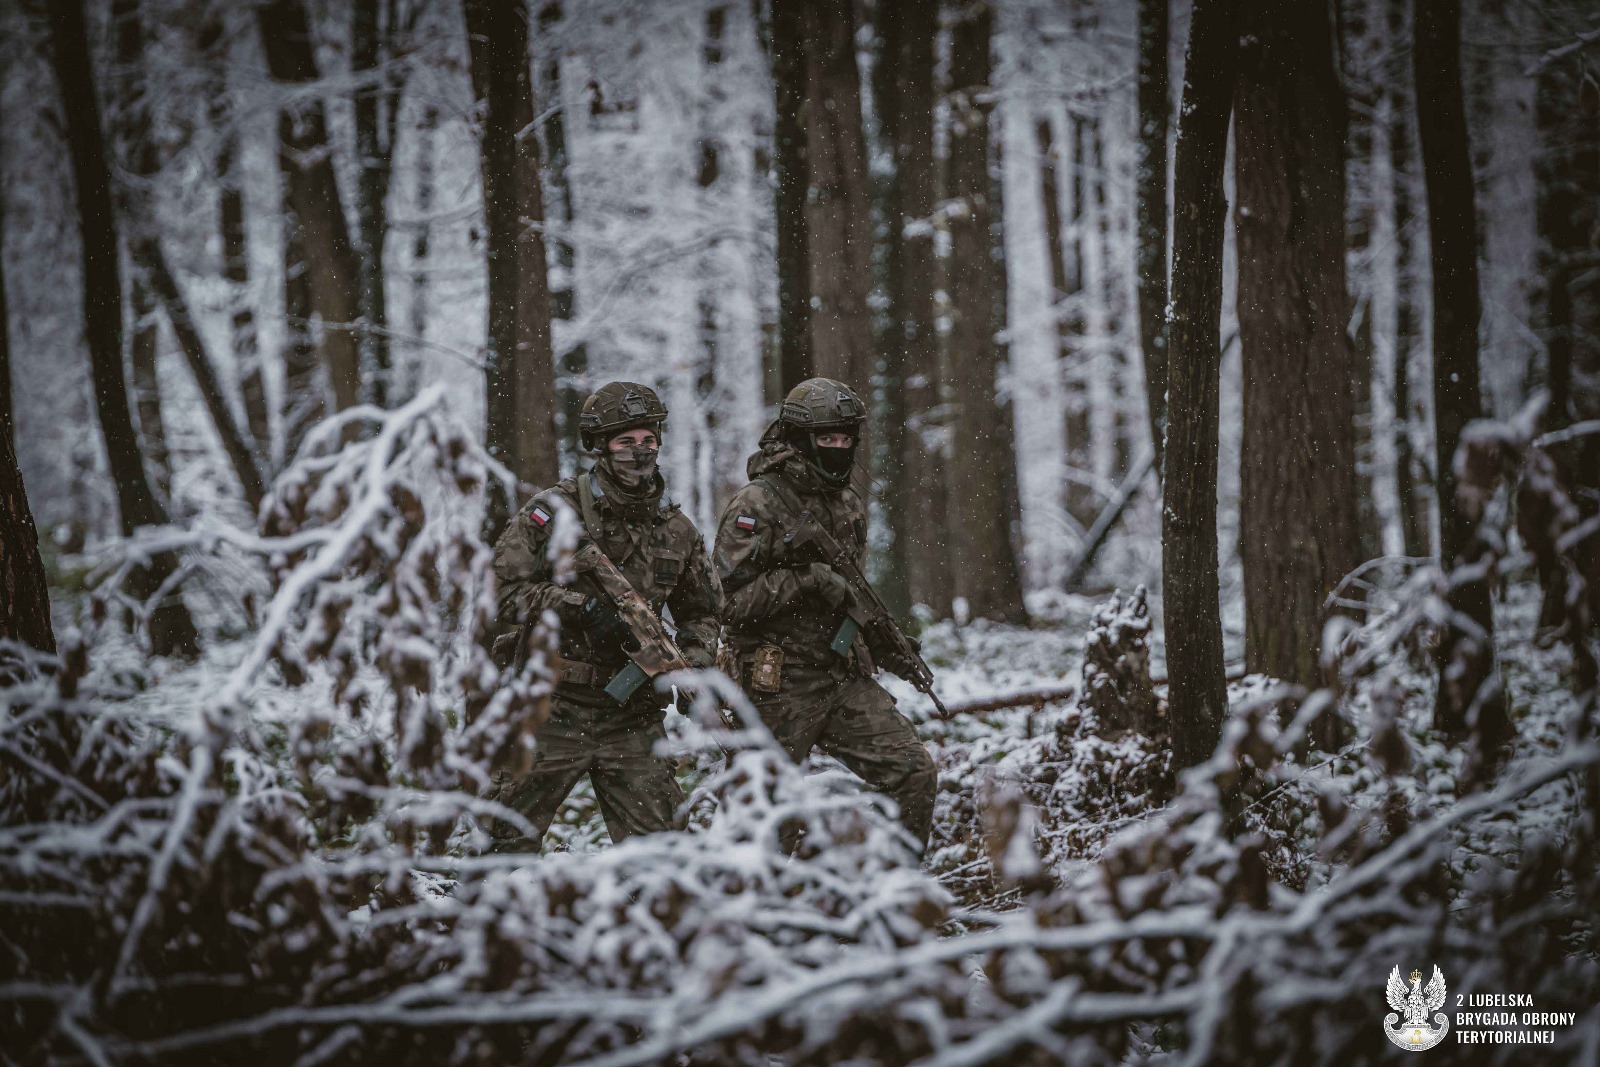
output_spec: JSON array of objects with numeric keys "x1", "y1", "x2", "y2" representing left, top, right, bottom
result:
[
  {"x1": 735, "y1": 515, "x2": 757, "y2": 532},
  {"x1": 528, "y1": 504, "x2": 552, "y2": 527}
]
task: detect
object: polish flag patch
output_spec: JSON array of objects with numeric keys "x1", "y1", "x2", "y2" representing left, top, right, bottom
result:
[
  {"x1": 735, "y1": 515, "x2": 757, "y2": 532},
  {"x1": 529, "y1": 505, "x2": 552, "y2": 527}
]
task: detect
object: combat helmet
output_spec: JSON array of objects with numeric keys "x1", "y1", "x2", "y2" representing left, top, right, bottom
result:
[
  {"x1": 779, "y1": 377, "x2": 863, "y2": 488},
  {"x1": 579, "y1": 381, "x2": 668, "y2": 451}
]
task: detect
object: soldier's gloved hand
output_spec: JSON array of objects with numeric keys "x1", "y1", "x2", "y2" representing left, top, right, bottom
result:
[
  {"x1": 795, "y1": 562, "x2": 852, "y2": 610},
  {"x1": 880, "y1": 649, "x2": 919, "y2": 682},
  {"x1": 876, "y1": 634, "x2": 922, "y2": 682},
  {"x1": 580, "y1": 595, "x2": 629, "y2": 649}
]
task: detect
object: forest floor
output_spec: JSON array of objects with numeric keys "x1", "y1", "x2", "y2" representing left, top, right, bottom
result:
[{"x1": 283, "y1": 571, "x2": 1577, "y2": 918}]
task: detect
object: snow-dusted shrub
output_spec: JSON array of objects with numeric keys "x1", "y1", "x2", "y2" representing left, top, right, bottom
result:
[{"x1": 3, "y1": 396, "x2": 1597, "y2": 1065}]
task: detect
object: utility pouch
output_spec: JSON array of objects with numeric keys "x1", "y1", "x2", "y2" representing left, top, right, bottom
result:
[{"x1": 750, "y1": 645, "x2": 785, "y2": 694}]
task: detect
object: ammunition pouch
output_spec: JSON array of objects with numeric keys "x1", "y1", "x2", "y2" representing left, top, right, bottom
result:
[{"x1": 554, "y1": 657, "x2": 600, "y2": 688}]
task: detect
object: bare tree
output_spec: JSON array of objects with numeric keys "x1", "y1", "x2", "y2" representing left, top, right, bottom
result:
[
  {"x1": 1531, "y1": 28, "x2": 1600, "y2": 633},
  {"x1": 353, "y1": 0, "x2": 417, "y2": 409},
  {"x1": 1135, "y1": 0, "x2": 1170, "y2": 477},
  {"x1": 258, "y1": 0, "x2": 363, "y2": 420},
  {"x1": 198, "y1": 14, "x2": 271, "y2": 459},
  {"x1": 46, "y1": 0, "x2": 198, "y2": 657},
  {"x1": 1, "y1": 382, "x2": 54, "y2": 657},
  {"x1": 1162, "y1": 0, "x2": 1237, "y2": 768},
  {"x1": 465, "y1": 0, "x2": 559, "y2": 540},
  {"x1": 281, "y1": 224, "x2": 323, "y2": 461},
  {"x1": 1387, "y1": 0, "x2": 1431, "y2": 560},
  {"x1": 0, "y1": 108, "x2": 50, "y2": 657},
  {"x1": 876, "y1": 0, "x2": 940, "y2": 618},
  {"x1": 946, "y1": 0, "x2": 1027, "y2": 624},
  {"x1": 1340, "y1": 0, "x2": 1381, "y2": 562},
  {"x1": 1413, "y1": 0, "x2": 1494, "y2": 736},
  {"x1": 0, "y1": 194, "x2": 9, "y2": 449},
  {"x1": 1233, "y1": 0, "x2": 1360, "y2": 747},
  {"x1": 770, "y1": 0, "x2": 814, "y2": 393},
  {"x1": 114, "y1": 0, "x2": 266, "y2": 512},
  {"x1": 794, "y1": 0, "x2": 875, "y2": 394}
]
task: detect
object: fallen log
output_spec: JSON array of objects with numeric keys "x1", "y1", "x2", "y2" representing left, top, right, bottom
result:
[{"x1": 930, "y1": 662, "x2": 1246, "y2": 720}]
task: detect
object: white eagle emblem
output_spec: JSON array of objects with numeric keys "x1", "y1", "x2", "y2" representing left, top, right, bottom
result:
[{"x1": 1384, "y1": 965, "x2": 1450, "y2": 1051}]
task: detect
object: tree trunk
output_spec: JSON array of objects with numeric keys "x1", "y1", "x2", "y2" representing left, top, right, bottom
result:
[
  {"x1": 1533, "y1": 51, "x2": 1600, "y2": 631},
  {"x1": 258, "y1": 0, "x2": 363, "y2": 419},
  {"x1": 0, "y1": 194, "x2": 10, "y2": 447},
  {"x1": 281, "y1": 219, "x2": 324, "y2": 462},
  {"x1": 1037, "y1": 115, "x2": 1095, "y2": 532},
  {"x1": 1340, "y1": 0, "x2": 1381, "y2": 564},
  {"x1": 128, "y1": 262, "x2": 169, "y2": 503},
  {"x1": 1234, "y1": 0, "x2": 1360, "y2": 748},
  {"x1": 770, "y1": 0, "x2": 813, "y2": 393},
  {"x1": 3, "y1": 154, "x2": 56, "y2": 663},
  {"x1": 877, "y1": 0, "x2": 942, "y2": 616},
  {"x1": 1387, "y1": 0, "x2": 1431, "y2": 560},
  {"x1": 143, "y1": 253, "x2": 268, "y2": 510},
  {"x1": 198, "y1": 13, "x2": 270, "y2": 459},
  {"x1": 404, "y1": 104, "x2": 440, "y2": 408},
  {"x1": 1, "y1": 400, "x2": 54, "y2": 657},
  {"x1": 1135, "y1": 0, "x2": 1170, "y2": 478},
  {"x1": 0, "y1": 194, "x2": 47, "y2": 656},
  {"x1": 536, "y1": 35, "x2": 586, "y2": 466},
  {"x1": 352, "y1": 0, "x2": 403, "y2": 409},
  {"x1": 946, "y1": 0, "x2": 1027, "y2": 624},
  {"x1": 46, "y1": 0, "x2": 198, "y2": 658},
  {"x1": 1161, "y1": 0, "x2": 1236, "y2": 769},
  {"x1": 465, "y1": 0, "x2": 559, "y2": 542},
  {"x1": 1413, "y1": 0, "x2": 1494, "y2": 737},
  {"x1": 872, "y1": 0, "x2": 920, "y2": 621},
  {"x1": 115, "y1": 0, "x2": 264, "y2": 512},
  {"x1": 794, "y1": 0, "x2": 875, "y2": 394}
]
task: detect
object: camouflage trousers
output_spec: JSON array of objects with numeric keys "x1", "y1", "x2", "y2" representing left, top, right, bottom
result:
[
  {"x1": 742, "y1": 657, "x2": 937, "y2": 852},
  {"x1": 486, "y1": 697, "x2": 684, "y2": 852}
]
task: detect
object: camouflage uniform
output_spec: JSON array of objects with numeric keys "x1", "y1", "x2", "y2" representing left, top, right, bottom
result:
[
  {"x1": 489, "y1": 386, "x2": 721, "y2": 851},
  {"x1": 714, "y1": 379, "x2": 937, "y2": 851}
]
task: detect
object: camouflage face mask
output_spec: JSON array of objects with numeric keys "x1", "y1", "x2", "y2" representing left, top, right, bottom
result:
[{"x1": 604, "y1": 445, "x2": 659, "y2": 486}]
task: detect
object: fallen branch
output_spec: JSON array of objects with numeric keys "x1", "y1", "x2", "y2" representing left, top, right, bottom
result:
[{"x1": 1063, "y1": 449, "x2": 1156, "y2": 591}]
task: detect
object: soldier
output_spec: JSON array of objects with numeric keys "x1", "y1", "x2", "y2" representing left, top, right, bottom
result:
[
  {"x1": 489, "y1": 382, "x2": 721, "y2": 850},
  {"x1": 714, "y1": 377, "x2": 937, "y2": 852}
]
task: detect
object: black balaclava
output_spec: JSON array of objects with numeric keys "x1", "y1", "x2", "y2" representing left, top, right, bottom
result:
[{"x1": 789, "y1": 426, "x2": 857, "y2": 489}]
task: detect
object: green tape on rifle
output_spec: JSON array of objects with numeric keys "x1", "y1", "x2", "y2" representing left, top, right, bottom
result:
[
  {"x1": 605, "y1": 661, "x2": 650, "y2": 704},
  {"x1": 830, "y1": 616, "x2": 859, "y2": 657}
]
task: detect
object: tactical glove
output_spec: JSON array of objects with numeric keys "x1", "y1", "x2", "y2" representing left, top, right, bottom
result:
[
  {"x1": 795, "y1": 562, "x2": 852, "y2": 611},
  {"x1": 875, "y1": 632, "x2": 921, "y2": 682},
  {"x1": 579, "y1": 595, "x2": 631, "y2": 651}
]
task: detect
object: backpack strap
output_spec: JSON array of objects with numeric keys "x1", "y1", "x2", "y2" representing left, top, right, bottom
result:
[{"x1": 574, "y1": 468, "x2": 607, "y2": 545}]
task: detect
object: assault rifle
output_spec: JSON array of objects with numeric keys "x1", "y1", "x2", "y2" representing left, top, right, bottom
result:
[
  {"x1": 781, "y1": 514, "x2": 950, "y2": 718},
  {"x1": 573, "y1": 542, "x2": 691, "y2": 703}
]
